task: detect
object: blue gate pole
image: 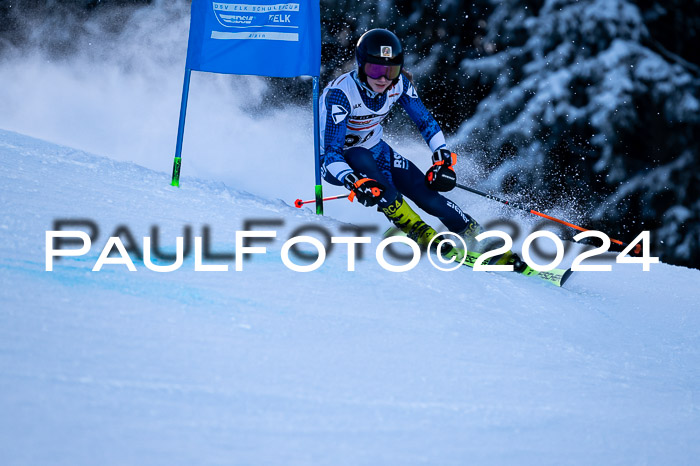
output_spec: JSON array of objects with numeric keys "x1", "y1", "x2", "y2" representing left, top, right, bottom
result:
[
  {"x1": 312, "y1": 76, "x2": 323, "y2": 214},
  {"x1": 171, "y1": 68, "x2": 192, "y2": 187}
]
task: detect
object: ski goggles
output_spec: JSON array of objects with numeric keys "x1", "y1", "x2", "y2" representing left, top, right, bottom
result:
[{"x1": 364, "y1": 62, "x2": 401, "y2": 80}]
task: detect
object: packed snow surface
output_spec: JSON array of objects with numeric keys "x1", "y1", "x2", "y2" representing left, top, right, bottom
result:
[{"x1": 1, "y1": 129, "x2": 699, "y2": 464}]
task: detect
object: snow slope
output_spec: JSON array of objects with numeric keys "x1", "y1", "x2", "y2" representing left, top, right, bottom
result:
[{"x1": 1, "y1": 128, "x2": 699, "y2": 465}]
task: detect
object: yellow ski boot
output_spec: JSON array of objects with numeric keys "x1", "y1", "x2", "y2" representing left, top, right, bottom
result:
[
  {"x1": 381, "y1": 198, "x2": 437, "y2": 250},
  {"x1": 457, "y1": 221, "x2": 526, "y2": 271},
  {"x1": 381, "y1": 198, "x2": 466, "y2": 263}
]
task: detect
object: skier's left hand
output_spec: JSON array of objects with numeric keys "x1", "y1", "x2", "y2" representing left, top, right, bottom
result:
[{"x1": 425, "y1": 148, "x2": 457, "y2": 192}]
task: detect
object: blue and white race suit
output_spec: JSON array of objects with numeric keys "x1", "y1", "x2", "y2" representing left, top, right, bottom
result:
[{"x1": 319, "y1": 70, "x2": 473, "y2": 232}]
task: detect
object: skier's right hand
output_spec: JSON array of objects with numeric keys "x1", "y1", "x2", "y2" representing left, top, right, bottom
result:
[
  {"x1": 425, "y1": 148, "x2": 457, "y2": 192},
  {"x1": 344, "y1": 173, "x2": 385, "y2": 207}
]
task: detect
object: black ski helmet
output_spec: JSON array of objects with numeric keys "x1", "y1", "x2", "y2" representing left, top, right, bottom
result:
[{"x1": 356, "y1": 28, "x2": 404, "y2": 84}]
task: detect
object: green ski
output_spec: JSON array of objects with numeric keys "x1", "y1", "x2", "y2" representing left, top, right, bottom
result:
[
  {"x1": 384, "y1": 227, "x2": 572, "y2": 287},
  {"x1": 457, "y1": 249, "x2": 572, "y2": 287}
]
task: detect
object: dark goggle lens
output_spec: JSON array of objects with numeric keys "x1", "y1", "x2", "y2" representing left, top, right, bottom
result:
[{"x1": 364, "y1": 63, "x2": 401, "y2": 80}]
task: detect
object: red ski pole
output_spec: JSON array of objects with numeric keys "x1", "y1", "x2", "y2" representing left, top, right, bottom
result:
[
  {"x1": 294, "y1": 194, "x2": 349, "y2": 208},
  {"x1": 456, "y1": 183, "x2": 642, "y2": 255}
]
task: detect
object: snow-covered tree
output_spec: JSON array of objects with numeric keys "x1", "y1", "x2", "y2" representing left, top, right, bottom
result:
[{"x1": 453, "y1": 0, "x2": 700, "y2": 267}]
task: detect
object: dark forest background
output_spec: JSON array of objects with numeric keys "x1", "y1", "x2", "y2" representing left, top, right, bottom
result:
[{"x1": 2, "y1": 0, "x2": 699, "y2": 268}]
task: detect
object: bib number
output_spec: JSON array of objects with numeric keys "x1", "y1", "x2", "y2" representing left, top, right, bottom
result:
[{"x1": 344, "y1": 130, "x2": 375, "y2": 148}]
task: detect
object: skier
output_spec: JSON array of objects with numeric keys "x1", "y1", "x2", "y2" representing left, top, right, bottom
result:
[{"x1": 320, "y1": 28, "x2": 522, "y2": 268}]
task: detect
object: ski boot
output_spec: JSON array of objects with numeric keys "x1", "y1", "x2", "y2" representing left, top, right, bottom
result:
[
  {"x1": 381, "y1": 198, "x2": 466, "y2": 262},
  {"x1": 381, "y1": 197, "x2": 437, "y2": 249},
  {"x1": 456, "y1": 223, "x2": 527, "y2": 272},
  {"x1": 456, "y1": 219, "x2": 495, "y2": 254}
]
